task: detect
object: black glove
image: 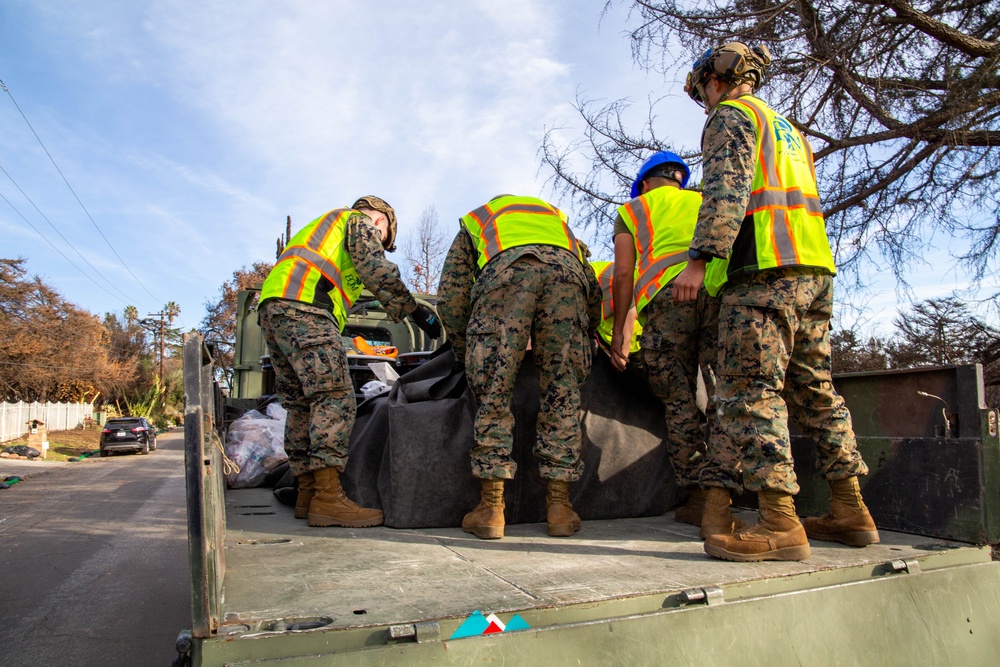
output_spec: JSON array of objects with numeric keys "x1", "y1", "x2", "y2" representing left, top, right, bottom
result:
[{"x1": 411, "y1": 305, "x2": 442, "y2": 339}]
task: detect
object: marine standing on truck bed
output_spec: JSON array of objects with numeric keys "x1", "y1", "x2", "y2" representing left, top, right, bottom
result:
[
  {"x1": 437, "y1": 194, "x2": 601, "y2": 540},
  {"x1": 672, "y1": 43, "x2": 880, "y2": 561},
  {"x1": 258, "y1": 196, "x2": 441, "y2": 528},
  {"x1": 611, "y1": 151, "x2": 743, "y2": 540}
]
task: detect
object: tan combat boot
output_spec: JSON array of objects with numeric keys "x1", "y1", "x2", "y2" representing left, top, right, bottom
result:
[
  {"x1": 307, "y1": 467, "x2": 384, "y2": 527},
  {"x1": 699, "y1": 486, "x2": 746, "y2": 540},
  {"x1": 704, "y1": 489, "x2": 811, "y2": 562},
  {"x1": 546, "y1": 480, "x2": 581, "y2": 537},
  {"x1": 462, "y1": 479, "x2": 505, "y2": 539},
  {"x1": 801, "y1": 477, "x2": 880, "y2": 547},
  {"x1": 294, "y1": 471, "x2": 315, "y2": 520},
  {"x1": 674, "y1": 487, "x2": 707, "y2": 526}
]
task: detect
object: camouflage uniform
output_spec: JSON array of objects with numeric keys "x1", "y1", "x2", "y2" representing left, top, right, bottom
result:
[
  {"x1": 691, "y1": 104, "x2": 868, "y2": 494},
  {"x1": 640, "y1": 288, "x2": 741, "y2": 491},
  {"x1": 258, "y1": 213, "x2": 417, "y2": 477},
  {"x1": 438, "y1": 231, "x2": 601, "y2": 482},
  {"x1": 613, "y1": 206, "x2": 739, "y2": 492}
]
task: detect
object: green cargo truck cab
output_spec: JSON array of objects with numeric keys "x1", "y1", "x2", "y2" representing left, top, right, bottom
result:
[{"x1": 178, "y1": 319, "x2": 1000, "y2": 665}]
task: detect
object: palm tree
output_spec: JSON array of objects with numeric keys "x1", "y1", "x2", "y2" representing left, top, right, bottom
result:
[
  {"x1": 124, "y1": 305, "x2": 138, "y2": 325},
  {"x1": 164, "y1": 301, "x2": 181, "y2": 325}
]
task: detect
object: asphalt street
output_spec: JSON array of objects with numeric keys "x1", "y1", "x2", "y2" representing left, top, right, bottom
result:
[{"x1": 0, "y1": 429, "x2": 191, "y2": 666}]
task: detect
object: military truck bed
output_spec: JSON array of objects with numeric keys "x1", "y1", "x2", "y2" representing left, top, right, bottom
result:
[
  {"x1": 183, "y1": 336, "x2": 1000, "y2": 665},
  {"x1": 220, "y1": 486, "x2": 987, "y2": 631}
]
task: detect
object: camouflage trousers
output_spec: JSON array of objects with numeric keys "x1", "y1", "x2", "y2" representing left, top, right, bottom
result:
[
  {"x1": 258, "y1": 300, "x2": 356, "y2": 477},
  {"x1": 641, "y1": 287, "x2": 741, "y2": 491},
  {"x1": 715, "y1": 268, "x2": 868, "y2": 494},
  {"x1": 466, "y1": 256, "x2": 591, "y2": 482}
]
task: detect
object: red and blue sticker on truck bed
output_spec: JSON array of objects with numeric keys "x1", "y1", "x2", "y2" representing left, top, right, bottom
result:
[{"x1": 450, "y1": 610, "x2": 531, "y2": 639}]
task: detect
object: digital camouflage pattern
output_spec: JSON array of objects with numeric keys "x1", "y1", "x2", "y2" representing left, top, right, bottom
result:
[
  {"x1": 640, "y1": 287, "x2": 742, "y2": 492},
  {"x1": 690, "y1": 105, "x2": 756, "y2": 259},
  {"x1": 714, "y1": 268, "x2": 868, "y2": 493},
  {"x1": 258, "y1": 300, "x2": 356, "y2": 476},
  {"x1": 438, "y1": 230, "x2": 601, "y2": 363},
  {"x1": 258, "y1": 212, "x2": 419, "y2": 476},
  {"x1": 345, "y1": 214, "x2": 418, "y2": 323},
  {"x1": 438, "y1": 229, "x2": 598, "y2": 482},
  {"x1": 692, "y1": 94, "x2": 869, "y2": 495}
]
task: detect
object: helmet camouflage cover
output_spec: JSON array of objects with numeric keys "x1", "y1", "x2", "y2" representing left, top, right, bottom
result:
[
  {"x1": 684, "y1": 42, "x2": 772, "y2": 107},
  {"x1": 352, "y1": 195, "x2": 397, "y2": 252}
]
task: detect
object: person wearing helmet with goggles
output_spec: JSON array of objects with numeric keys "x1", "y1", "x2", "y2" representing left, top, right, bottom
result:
[
  {"x1": 673, "y1": 43, "x2": 879, "y2": 562},
  {"x1": 258, "y1": 196, "x2": 442, "y2": 529},
  {"x1": 611, "y1": 151, "x2": 742, "y2": 540}
]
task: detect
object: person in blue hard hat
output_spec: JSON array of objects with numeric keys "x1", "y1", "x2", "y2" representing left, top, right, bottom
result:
[{"x1": 610, "y1": 151, "x2": 743, "y2": 538}]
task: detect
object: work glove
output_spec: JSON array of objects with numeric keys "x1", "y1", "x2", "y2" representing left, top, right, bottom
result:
[{"x1": 411, "y1": 305, "x2": 442, "y2": 339}]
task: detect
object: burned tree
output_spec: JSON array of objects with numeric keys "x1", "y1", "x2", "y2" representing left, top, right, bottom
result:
[{"x1": 543, "y1": 0, "x2": 1000, "y2": 286}]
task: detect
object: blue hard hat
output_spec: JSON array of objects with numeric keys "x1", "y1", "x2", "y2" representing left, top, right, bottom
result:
[{"x1": 630, "y1": 151, "x2": 691, "y2": 198}]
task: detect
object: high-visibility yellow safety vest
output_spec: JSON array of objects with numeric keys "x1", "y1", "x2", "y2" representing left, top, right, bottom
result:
[
  {"x1": 460, "y1": 196, "x2": 584, "y2": 269},
  {"x1": 591, "y1": 261, "x2": 642, "y2": 354},
  {"x1": 717, "y1": 95, "x2": 836, "y2": 277},
  {"x1": 260, "y1": 208, "x2": 364, "y2": 332},
  {"x1": 618, "y1": 187, "x2": 706, "y2": 309}
]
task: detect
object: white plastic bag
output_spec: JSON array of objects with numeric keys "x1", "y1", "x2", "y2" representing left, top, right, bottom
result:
[
  {"x1": 361, "y1": 380, "x2": 390, "y2": 400},
  {"x1": 225, "y1": 404, "x2": 288, "y2": 488}
]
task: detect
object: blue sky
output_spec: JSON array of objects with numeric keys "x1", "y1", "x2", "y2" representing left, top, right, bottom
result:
[{"x1": 2, "y1": 1, "x2": 995, "y2": 335}]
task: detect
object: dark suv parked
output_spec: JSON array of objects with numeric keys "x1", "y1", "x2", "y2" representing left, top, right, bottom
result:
[{"x1": 100, "y1": 417, "x2": 157, "y2": 456}]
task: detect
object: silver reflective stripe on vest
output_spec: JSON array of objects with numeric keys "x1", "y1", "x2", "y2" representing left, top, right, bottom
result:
[
  {"x1": 737, "y1": 97, "x2": 780, "y2": 185},
  {"x1": 635, "y1": 250, "x2": 688, "y2": 300},
  {"x1": 625, "y1": 199, "x2": 654, "y2": 255},
  {"x1": 285, "y1": 260, "x2": 311, "y2": 299},
  {"x1": 466, "y1": 205, "x2": 500, "y2": 261},
  {"x1": 625, "y1": 200, "x2": 686, "y2": 300},
  {"x1": 597, "y1": 265, "x2": 614, "y2": 320},
  {"x1": 770, "y1": 208, "x2": 798, "y2": 265},
  {"x1": 278, "y1": 246, "x2": 348, "y2": 301},
  {"x1": 472, "y1": 203, "x2": 580, "y2": 261},
  {"x1": 737, "y1": 98, "x2": 821, "y2": 216},
  {"x1": 748, "y1": 189, "x2": 823, "y2": 214},
  {"x1": 308, "y1": 209, "x2": 349, "y2": 251}
]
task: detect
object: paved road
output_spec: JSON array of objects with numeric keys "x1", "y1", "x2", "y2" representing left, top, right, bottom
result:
[{"x1": 0, "y1": 429, "x2": 190, "y2": 666}]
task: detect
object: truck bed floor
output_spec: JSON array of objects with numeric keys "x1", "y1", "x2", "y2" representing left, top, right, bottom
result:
[{"x1": 221, "y1": 487, "x2": 974, "y2": 631}]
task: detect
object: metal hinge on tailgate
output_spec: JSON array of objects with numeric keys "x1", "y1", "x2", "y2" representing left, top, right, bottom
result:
[
  {"x1": 680, "y1": 586, "x2": 725, "y2": 606},
  {"x1": 886, "y1": 558, "x2": 922, "y2": 575},
  {"x1": 386, "y1": 621, "x2": 441, "y2": 643}
]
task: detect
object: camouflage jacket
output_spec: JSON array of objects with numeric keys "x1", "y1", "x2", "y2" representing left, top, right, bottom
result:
[
  {"x1": 437, "y1": 229, "x2": 602, "y2": 361},
  {"x1": 690, "y1": 103, "x2": 757, "y2": 260},
  {"x1": 346, "y1": 213, "x2": 417, "y2": 322}
]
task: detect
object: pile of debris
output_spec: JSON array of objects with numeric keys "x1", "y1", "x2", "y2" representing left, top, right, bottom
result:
[{"x1": 1, "y1": 445, "x2": 42, "y2": 460}]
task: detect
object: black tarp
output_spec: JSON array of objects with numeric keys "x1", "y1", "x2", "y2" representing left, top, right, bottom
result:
[{"x1": 333, "y1": 347, "x2": 683, "y2": 528}]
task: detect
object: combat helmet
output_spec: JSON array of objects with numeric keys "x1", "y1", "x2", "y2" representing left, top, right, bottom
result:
[
  {"x1": 352, "y1": 195, "x2": 397, "y2": 252},
  {"x1": 684, "y1": 42, "x2": 772, "y2": 108}
]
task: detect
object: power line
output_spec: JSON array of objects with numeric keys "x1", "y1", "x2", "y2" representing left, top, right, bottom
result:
[
  {"x1": 0, "y1": 161, "x2": 140, "y2": 306},
  {"x1": 1, "y1": 77, "x2": 163, "y2": 305},
  {"x1": 0, "y1": 189, "x2": 132, "y2": 307}
]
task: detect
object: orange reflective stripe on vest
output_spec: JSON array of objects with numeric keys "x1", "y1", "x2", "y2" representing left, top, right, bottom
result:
[
  {"x1": 460, "y1": 196, "x2": 583, "y2": 269},
  {"x1": 260, "y1": 208, "x2": 363, "y2": 330},
  {"x1": 617, "y1": 187, "x2": 701, "y2": 312},
  {"x1": 719, "y1": 96, "x2": 835, "y2": 275}
]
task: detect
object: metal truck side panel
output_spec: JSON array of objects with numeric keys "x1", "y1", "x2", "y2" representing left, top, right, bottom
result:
[{"x1": 192, "y1": 553, "x2": 1000, "y2": 666}]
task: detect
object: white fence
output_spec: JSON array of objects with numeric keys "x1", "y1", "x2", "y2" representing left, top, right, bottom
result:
[{"x1": 0, "y1": 401, "x2": 95, "y2": 443}]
